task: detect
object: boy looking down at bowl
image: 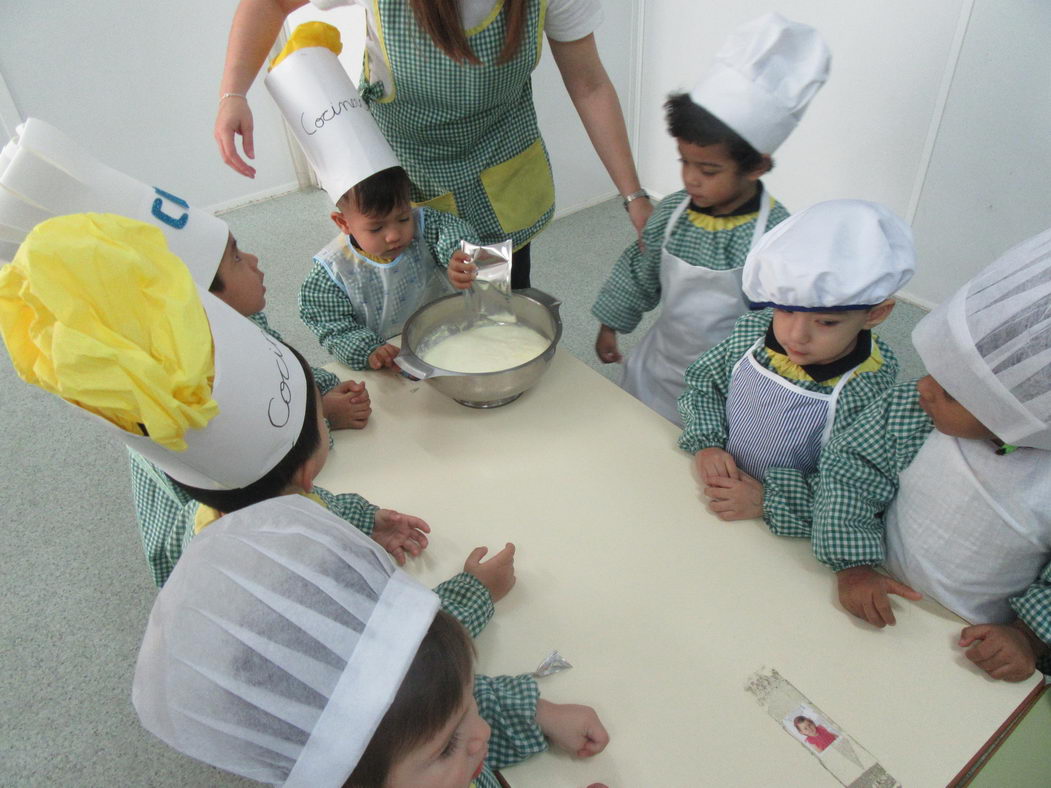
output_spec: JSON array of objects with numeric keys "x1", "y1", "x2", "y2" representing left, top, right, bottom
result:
[
  {"x1": 812, "y1": 227, "x2": 1051, "y2": 681},
  {"x1": 265, "y1": 24, "x2": 482, "y2": 371},
  {"x1": 592, "y1": 13, "x2": 829, "y2": 424},
  {"x1": 0, "y1": 214, "x2": 513, "y2": 636},
  {"x1": 0, "y1": 117, "x2": 369, "y2": 586},
  {"x1": 677, "y1": 200, "x2": 914, "y2": 537}
]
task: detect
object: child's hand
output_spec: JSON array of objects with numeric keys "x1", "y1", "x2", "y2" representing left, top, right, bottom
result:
[
  {"x1": 368, "y1": 343, "x2": 400, "y2": 370},
  {"x1": 447, "y1": 251, "x2": 477, "y2": 290},
  {"x1": 535, "y1": 699, "x2": 610, "y2": 758},
  {"x1": 321, "y1": 379, "x2": 371, "y2": 430},
  {"x1": 959, "y1": 623, "x2": 1039, "y2": 682},
  {"x1": 464, "y1": 543, "x2": 516, "y2": 602},
  {"x1": 836, "y1": 565, "x2": 922, "y2": 627},
  {"x1": 371, "y1": 509, "x2": 430, "y2": 565},
  {"x1": 704, "y1": 471, "x2": 763, "y2": 520},
  {"x1": 595, "y1": 325, "x2": 621, "y2": 364},
  {"x1": 695, "y1": 447, "x2": 739, "y2": 481}
]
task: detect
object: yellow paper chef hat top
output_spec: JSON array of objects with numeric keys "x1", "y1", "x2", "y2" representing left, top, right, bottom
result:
[
  {"x1": 0, "y1": 213, "x2": 308, "y2": 489},
  {"x1": 0, "y1": 213, "x2": 218, "y2": 449},
  {"x1": 0, "y1": 118, "x2": 228, "y2": 285},
  {"x1": 265, "y1": 22, "x2": 400, "y2": 203},
  {"x1": 913, "y1": 226, "x2": 1051, "y2": 449},
  {"x1": 690, "y1": 13, "x2": 830, "y2": 154}
]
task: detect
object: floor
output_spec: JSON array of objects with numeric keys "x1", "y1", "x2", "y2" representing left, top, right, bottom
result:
[{"x1": 0, "y1": 192, "x2": 930, "y2": 786}]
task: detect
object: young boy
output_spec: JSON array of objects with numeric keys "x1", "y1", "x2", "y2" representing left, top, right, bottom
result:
[
  {"x1": 592, "y1": 13, "x2": 829, "y2": 424},
  {"x1": 812, "y1": 227, "x2": 1051, "y2": 681},
  {"x1": 134, "y1": 496, "x2": 608, "y2": 787},
  {"x1": 0, "y1": 214, "x2": 510, "y2": 636},
  {"x1": 678, "y1": 200, "x2": 914, "y2": 538},
  {"x1": 264, "y1": 23, "x2": 481, "y2": 371}
]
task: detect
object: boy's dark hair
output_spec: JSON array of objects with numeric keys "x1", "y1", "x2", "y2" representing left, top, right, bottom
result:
[
  {"x1": 170, "y1": 346, "x2": 320, "y2": 513},
  {"x1": 345, "y1": 610, "x2": 475, "y2": 787},
  {"x1": 208, "y1": 270, "x2": 225, "y2": 293},
  {"x1": 665, "y1": 93, "x2": 769, "y2": 174},
  {"x1": 338, "y1": 166, "x2": 413, "y2": 218}
]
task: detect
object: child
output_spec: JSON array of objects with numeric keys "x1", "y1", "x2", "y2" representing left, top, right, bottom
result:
[
  {"x1": 794, "y1": 716, "x2": 837, "y2": 753},
  {"x1": 677, "y1": 200, "x2": 914, "y2": 538},
  {"x1": 592, "y1": 13, "x2": 829, "y2": 424},
  {"x1": 0, "y1": 214, "x2": 509, "y2": 637},
  {"x1": 0, "y1": 117, "x2": 370, "y2": 586},
  {"x1": 811, "y1": 227, "x2": 1051, "y2": 681},
  {"x1": 263, "y1": 23, "x2": 481, "y2": 371},
  {"x1": 133, "y1": 495, "x2": 609, "y2": 787}
]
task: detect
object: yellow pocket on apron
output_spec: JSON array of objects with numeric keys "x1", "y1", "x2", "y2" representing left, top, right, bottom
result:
[
  {"x1": 415, "y1": 191, "x2": 459, "y2": 216},
  {"x1": 479, "y1": 138, "x2": 555, "y2": 234}
]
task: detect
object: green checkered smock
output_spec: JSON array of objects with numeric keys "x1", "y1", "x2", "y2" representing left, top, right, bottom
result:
[
  {"x1": 360, "y1": 0, "x2": 553, "y2": 250},
  {"x1": 128, "y1": 310, "x2": 340, "y2": 587},
  {"x1": 592, "y1": 189, "x2": 790, "y2": 334},
  {"x1": 300, "y1": 207, "x2": 476, "y2": 370},
  {"x1": 811, "y1": 382, "x2": 1051, "y2": 664},
  {"x1": 474, "y1": 674, "x2": 546, "y2": 787},
  {"x1": 677, "y1": 309, "x2": 899, "y2": 538}
]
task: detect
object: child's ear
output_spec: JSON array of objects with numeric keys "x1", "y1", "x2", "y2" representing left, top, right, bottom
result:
[
  {"x1": 291, "y1": 457, "x2": 318, "y2": 494},
  {"x1": 864, "y1": 299, "x2": 896, "y2": 329},
  {"x1": 330, "y1": 210, "x2": 352, "y2": 236},
  {"x1": 747, "y1": 154, "x2": 773, "y2": 180}
]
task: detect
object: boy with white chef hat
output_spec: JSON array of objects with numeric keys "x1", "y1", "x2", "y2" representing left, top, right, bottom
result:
[
  {"x1": 812, "y1": 227, "x2": 1051, "y2": 681},
  {"x1": 678, "y1": 200, "x2": 914, "y2": 537},
  {"x1": 0, "y1": 214, "x2": 509, "y2": 637},
  {"x1": 269, "y1": 24, "x2": 481, "y2": 372},
  {"x1": 0, "y1": 118, "x2": 369, "y2": 585},
  {"x1": 593, "y1": 12, "x2": 829, "y2": 424}
]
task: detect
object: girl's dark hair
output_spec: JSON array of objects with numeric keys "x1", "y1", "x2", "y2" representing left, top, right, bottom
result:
[
  {"x1": 409, "y1": 0, "x2": 527, "y2": 65},
  {"x1": 664, "y1": 93, "x2": 769, "y2": 174},
  {"x1": 338, "y1": 167, "x2": 413, "y2": 219},
  {"x1": 170, "y1": 346, "x2": 320, "y2": 513},
  {"x1": 345, "y1": 610, "x2": 475, "y2": 787}
]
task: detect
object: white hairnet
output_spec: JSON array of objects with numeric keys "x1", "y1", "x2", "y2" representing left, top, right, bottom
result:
[
  {"x1": 913, "y1": 226, "x2": 1051, "y2": 449},
  {"x1": 132, "y1": 495, "x2": 439, "y2": 786}
]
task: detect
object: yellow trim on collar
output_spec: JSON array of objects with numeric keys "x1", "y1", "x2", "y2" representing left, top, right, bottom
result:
[
  {"x1": 193, "y1": 492, "x2": 327, "y2": 535},
  {"x1": 466, "y1": 0, "x2": 505, "y2": 36},
  {"x1": 686, "y1": 196, "x2": 773, "y2": 232},
  {"x1": 765, "y1": 336, "x2": 885, "y2": 386}
]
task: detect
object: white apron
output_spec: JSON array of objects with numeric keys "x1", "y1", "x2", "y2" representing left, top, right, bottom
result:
[
  {"x1": 622, "y1": 189, "x2": 770, "y2": 425},
  {"x1": 724, "y1": 338, "x2": 860, "y2": 480},
  {"x1": 884, "y1": 432, "x2": 1051, "y2": 624},
  {"x1": 315, "y1": 208, "x2": 451, "y2": 340}
]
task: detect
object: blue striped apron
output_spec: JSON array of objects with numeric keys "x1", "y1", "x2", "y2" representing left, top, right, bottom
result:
[{"x1": 724, "y1": 338, "x2": 859, "y2": 480}]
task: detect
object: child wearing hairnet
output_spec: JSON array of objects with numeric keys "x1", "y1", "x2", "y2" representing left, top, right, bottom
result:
[
  {"x1": 0, "y1": 214, "x2": 510, "y2": 639},
  {"x1": 678, "y1": 201, "x2": 913, "y2": 537},
  {"x1": 812, "y1": 227, "x2": 1051, "y2": 681},
  {"x1": 134, "y1": 495, "x2": 609, "y2": 787},
  {"x1": 592, "y1": 14, "x2": 828, "y2": 424}
]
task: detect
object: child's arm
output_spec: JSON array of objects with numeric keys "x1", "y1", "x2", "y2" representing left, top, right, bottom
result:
[
  {"x1": 299, "y1": 264, "x2": 387, "y2": 371},
  {"x1": 430, "y1": 543, "x2": 516, "y2": 638},
  {"x1": 419, "y1": 206, "x2": 482, "y2": 290}
]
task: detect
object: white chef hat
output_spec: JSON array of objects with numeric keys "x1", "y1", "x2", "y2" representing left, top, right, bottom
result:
[
  {"x1": 743, "y1": 199, "x2": 915, "y2": 311},
  {"x1": 0, "y1": 118, "x2": 228, "y2": 284},
  {"x1": 913, "y1": 227, "x2": 1051, "y2": 449},
  {"x1": 133, "y1": 494, "x2": 439, "y2": 787},
  {"x1": 689, "y1": 13, "x2": 830, "y2": 154},
  {"x1": 0, "y1": 213, "x2": 307, "y2": 490},
  {"x1": 265, "y1": 22, "x2": 399, "y2": 204}
]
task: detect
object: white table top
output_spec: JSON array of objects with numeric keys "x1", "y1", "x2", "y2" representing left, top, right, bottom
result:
[{"x1": 317, "y1": 349, "x2": 1042, "y2": 787}]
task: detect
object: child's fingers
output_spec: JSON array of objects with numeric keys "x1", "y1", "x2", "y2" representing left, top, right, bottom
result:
[
  {"x1": 886, "y1": 578, "x2": 922, "y2": 601},
  {"x1": 465, "y1": 546, "x2": 488, "y2": 567},
  {"x1": 870, "y1": 591, "x2": 895, "y2": 627},
  {"x1": 491, "y1": 542, "x2": 516, "y2": 563},
  {"x1": 959, "y1": 624, "x2": 992, "y2": 647}
]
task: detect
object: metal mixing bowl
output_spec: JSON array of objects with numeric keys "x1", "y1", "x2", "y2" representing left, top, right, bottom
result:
[{"x1": 396, "y1": 288, "x2": 563, "y2": 408}]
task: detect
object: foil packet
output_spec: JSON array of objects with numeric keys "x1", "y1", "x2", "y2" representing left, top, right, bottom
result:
[
  {"x1": 460, "y1": 238, "x2": 515, "y2": 324},
  {"x1": 532, "y1": 650, "x2": 573, "y2": 678}
]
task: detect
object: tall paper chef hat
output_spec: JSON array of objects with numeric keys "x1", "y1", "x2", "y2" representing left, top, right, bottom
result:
[
  {"x1": 913, "y1": 227, "x2": 1051, "y2": 450},
  {"x1": 133, "y1": 494, "x2": 440, "y2": 786},
  {"x1": 265, "y1": 22, "x2": 400, "y2": 204},
  {"x1": 0, "y1": 118, "x2": 228, "y2": 283},
  {"x1": 0, "y1": 213, "x2": 307, "y2": 490},
  {"x1": 743, "y1": 200, "x2": 915, "y2": 311},
  {"x1": 690, "y1": 13, "x2": 830, "y2": 154}
]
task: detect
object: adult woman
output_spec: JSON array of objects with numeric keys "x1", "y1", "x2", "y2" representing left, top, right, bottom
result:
[{"x1": 215, "y1": 0, "x2": 652, "y2": 287}]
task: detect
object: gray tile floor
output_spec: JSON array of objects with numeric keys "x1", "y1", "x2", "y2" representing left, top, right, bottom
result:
[{"x1": 0, "y1": 193, "x2": 927, "y2": 786}]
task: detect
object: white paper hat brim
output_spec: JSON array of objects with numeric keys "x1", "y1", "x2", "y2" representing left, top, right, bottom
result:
[
  {"x1": 0, "y1": 119, "x2": 227, "y2": 284},
  {"x1": 123, "y1": 291, "x2": 309, "y2": 489},
  {"x1": 265, "y1": 47, "x2": 399, "y2": 204}
]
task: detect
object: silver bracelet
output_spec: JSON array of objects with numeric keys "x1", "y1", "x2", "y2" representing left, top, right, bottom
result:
[
  {"x1": 219, "y1": 92, "x2": 247, "y2": 102},
  {"x1": 621, "y1": 189, "x2": 650, "y2": 210}
]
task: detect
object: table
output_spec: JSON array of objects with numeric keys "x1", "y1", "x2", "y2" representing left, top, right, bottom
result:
[{"x1": 317, "y1": 350, "x2": 1043, "y2": 787}]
